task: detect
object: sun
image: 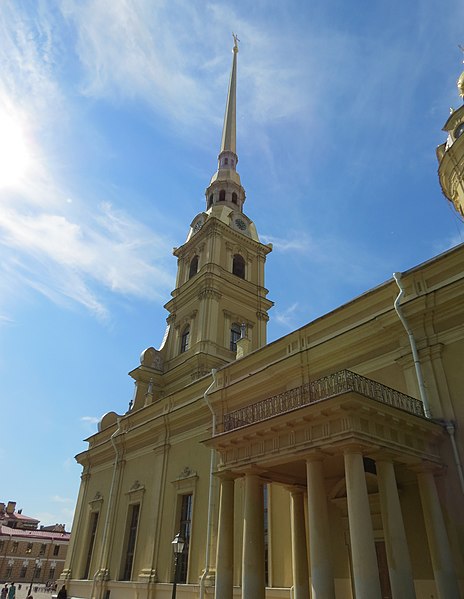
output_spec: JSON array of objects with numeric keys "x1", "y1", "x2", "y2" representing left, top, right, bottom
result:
[{"x1": 0, "y1": 110, "x2": 32, "y2": 188}]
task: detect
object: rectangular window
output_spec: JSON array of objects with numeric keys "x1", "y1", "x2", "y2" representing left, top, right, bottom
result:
[
  {"x1": 180, "y1": 328, "x2": 190, "y2": 353},
  {"x1": 230, "y1": 324, "x2": 241, "y2": 351},
  {"x1": 12, "y1": 542, "x2": 18, "y2": 554},
  {"x1": 83, "y1": 511, "x2": 99, "y2": 579},
  {"x1": 121, "y1": 504, "x2": 140, "y2": 581},
  {"x1": 53, "y1": 545, "x2": 60, "y2": 556},
  {"x1": 176, "y1": 494, "x2": 192, "y2": 584},
  {"x1": 5, "y1": 566, "x2": 12, "y2": 579},
  {"x1": 26, "y1": 542, "x2": 33, "y2": 554},
  {"x1": 49, "y1": 567, "x2": 56, "y2": 580},
  {"x1": 0, "y1": 540, "x2": 4, "y2": 551},
  {"x1": 20, "y1": 564, "x2": 27, "y2": 578},
  {"x1": 39, "y1": 543, "x2": 46, "y2": 555}
]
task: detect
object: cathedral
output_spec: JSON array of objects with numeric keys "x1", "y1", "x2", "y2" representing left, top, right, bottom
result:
[{"x1": 61, "y1": 40, "x2": 464, "y2": 599}]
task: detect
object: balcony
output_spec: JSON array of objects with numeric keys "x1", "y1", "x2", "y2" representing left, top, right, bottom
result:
[{"x1": 223, "y1": 370, "x2": 425, "y2": 432}]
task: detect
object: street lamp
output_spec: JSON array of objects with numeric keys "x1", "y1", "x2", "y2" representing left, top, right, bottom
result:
[
  {"x1": 171, "y1": 533, "x2": 185, "y2": 599},
  {"x1": 28, "y1": 559, "x2": 43, "y2": 595},
  {"x1": 7, "y1": 560, "x2": 14, "y2": 578}
]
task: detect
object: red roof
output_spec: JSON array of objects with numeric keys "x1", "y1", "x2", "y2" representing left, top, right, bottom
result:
[{"x1": 0, "y1": 525, "x2": 70, "y2": 541}]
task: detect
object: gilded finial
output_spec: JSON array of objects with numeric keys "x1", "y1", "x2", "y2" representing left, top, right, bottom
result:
[
  {"x1": 458, "y1": 44, "x2": 464, "y2": 99},
  {"x1": 232, "y1": 32, "x2": 240, "y2": 53}
]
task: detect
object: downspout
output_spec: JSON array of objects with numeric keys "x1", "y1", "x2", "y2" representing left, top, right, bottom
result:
[
  {"x1": 443, "y1": 421, "x2": 464, "y2": 494},
  {"x1": 90, "y1": 417, "x2": 123, "y2": 599},
  {"x1": 199, "y1": 369, "x2": 218, "y2": 599},
  {"x1": 394, "y1": 272, "x2": 464, "y2": 495},
  {"x1": 393, "y1": 272, "x2": 432, "y2": 418}
]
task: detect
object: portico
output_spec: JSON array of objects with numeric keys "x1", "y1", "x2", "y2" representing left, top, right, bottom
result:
[{"x1": 208, "y1": 370, "x2": 459, "y2": 599}]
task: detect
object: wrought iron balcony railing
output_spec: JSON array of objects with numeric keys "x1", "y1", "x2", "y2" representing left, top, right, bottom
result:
[{"x1": 222, "y1": 369, "x2": 425, "y2": 432}]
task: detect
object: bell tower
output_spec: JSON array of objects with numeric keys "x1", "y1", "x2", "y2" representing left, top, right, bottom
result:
[
  {"x1": 130, "y1": 37, "x2": 273, "y2": 396},
  {"x1": 437, "y1": 49, "x2": 464, "y2": 218}
]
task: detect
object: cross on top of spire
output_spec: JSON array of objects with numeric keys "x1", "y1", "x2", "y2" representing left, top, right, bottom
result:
[{"x1": 233, "y1": 33, "x2": 240, "y2": 53}]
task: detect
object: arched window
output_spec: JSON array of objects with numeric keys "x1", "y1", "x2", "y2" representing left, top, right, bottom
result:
[
  {"x1": 189, "y1": 255, "x2": 199, "y2": 279},
  {"x1": 230, "y1": 323, "x2": 241, "y2": 351},
  {"x1": 208, "y1": 194, "x2": 213, "y2": 208},
  {"x1": 232, "y1": 192, "x2": 238, "y2": 204},
  {"x1": 232, "y1": 254, "x2": 245, "y2": 279},
  {"x1": 219, "y1": 189, "x2": 226, "y2": 202},
  {"x1": 180, "y1": 326, "x2": 190, "y2": 353}
]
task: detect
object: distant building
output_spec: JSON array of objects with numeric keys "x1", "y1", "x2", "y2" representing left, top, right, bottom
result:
[
  {"x1": 0, "y1": 501, "x2": 70, "y2": 584},
  {"x1": 61, "y1": 42, "x2": 464, "y2": 599}
]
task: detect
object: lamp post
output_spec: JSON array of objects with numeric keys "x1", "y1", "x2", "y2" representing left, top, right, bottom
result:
[
  {"x1": 171, "y1": 533, "x2": 185, "y2": 599},
  {"x1": 28, "y1": 558, "x2": 43, "y2": 595}
]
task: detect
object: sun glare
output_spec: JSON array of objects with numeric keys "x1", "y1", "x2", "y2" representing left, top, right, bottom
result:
[{"x1": 0, "y1": 110, "x2": 32, "y2": 188}]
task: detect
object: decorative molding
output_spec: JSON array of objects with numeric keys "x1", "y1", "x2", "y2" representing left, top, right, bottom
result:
[
  {"x1": 140, "y1": 347, "x2": 164, "y2": 371},
  {"x1": 126, "y1": 480, "x2": 145, "y2": 505},
  {"x1": 198, "y1": 288, "x2": 222, "y2": 301},
  {"x1": 172, "y1": 466, "x2": 199, "y2": 492},
  {"x1": 256, "y1": 310, "x2": 269, "y2": 321},
  {"x1": 130, "y1": 480, "x2": 144, "y2": 491},
  {"x1": 178, "y1": 466, "x2": 197, "y2": 479},
  {"x1": 89, "y1": 492, "x2": 103, "y2": 506}
]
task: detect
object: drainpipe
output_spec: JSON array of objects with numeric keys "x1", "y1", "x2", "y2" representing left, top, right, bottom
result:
[
  {"x1": 90, "y1": 417, "x2": 123, "y2": 599},
  {"x1": 393, "y1": 272, "x2": 432, "y2": 418},
  {"x1": 394, "y1": 273, "x2": 464, "y2": 495},
  {"x1": 443, "y1": 421, "x2": 464, "y2": 495},
  {"x1": 199, "y1": 369, "x2": 218, "y2": 599}
]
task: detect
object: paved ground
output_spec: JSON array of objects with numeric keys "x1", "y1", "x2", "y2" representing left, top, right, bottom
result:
[{"x1": 5, "y1": 584, "x2": 55, "y2": 599}]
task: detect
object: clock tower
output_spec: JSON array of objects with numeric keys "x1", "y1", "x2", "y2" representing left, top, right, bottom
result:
[{"x1": 130, "y1": 37, "x2": 273, "y2": 399}]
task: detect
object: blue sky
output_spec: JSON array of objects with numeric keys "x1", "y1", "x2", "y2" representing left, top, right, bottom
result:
[{"x1": 0, "y1": 0, "x2": 463, "y2": 530}]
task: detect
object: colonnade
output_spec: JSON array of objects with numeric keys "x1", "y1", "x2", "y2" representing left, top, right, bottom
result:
[{"x1": 214, "y1": 449, "x2": 460, "y2": 599}]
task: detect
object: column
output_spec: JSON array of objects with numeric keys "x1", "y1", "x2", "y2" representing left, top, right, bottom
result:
[
  {"x1": 416, "y1": 468, "x2": 460, "y2": 599},
  {"x1": 290, "y1": 489, "x2": 310, "y2": 599},
  {"x1": 306, "y1": 458, "x2": 336, "y2": 599},
  {"x1": 215, "y1": 477, "x2": 235, "y2": 599},
  {"x1": 242, "y1": 474, "x2": 265, "y2": 599},
  {"x1": 376, "y1": 458, "x2": 415, "y2": 599},
  {"x1": 61, "y1": 469, "x2": 90, "y2": 580},
  {"x1": 344, "y1": 448, "x2": 382, "y2": 599}
]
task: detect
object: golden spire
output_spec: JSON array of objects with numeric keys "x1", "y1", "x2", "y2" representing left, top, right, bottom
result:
[
  {"x1": 220, "y1": 34, "x2": 239, "y2": 155},
  {"x1": 205, "y1": 35, "x2": 245, "y2": 212}
]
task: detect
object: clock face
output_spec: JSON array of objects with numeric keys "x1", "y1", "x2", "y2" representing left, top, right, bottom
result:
[
  {"x1": 234, "y1": 218, "x2": 247, "y2": 231},
  {"x1": 454, "y1": 122, "x2": 464, "y2": 140}
]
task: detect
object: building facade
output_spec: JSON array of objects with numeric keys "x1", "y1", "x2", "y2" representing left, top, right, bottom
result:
[
  {"x1": 0, "y1": 502, "x2": 70, "y2": 585},
  {"x1": 61, "y1": 42, "x2": 464, "y2": 599}
]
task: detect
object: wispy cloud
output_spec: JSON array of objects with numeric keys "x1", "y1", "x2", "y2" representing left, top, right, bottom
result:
[
  {"x1": 432, "y1": 225, "x2": 464, "y2": 254},
  {"x1": 0, "y1": 315, "x2": 14, "y2": 326},
  {"x1": 51, "y1": 495, "x2": 73, "y2": 504},
  {"x1": 0, "y1": 2, "x2": 175, "y2": 321},
  {"x1": 36, "y1": 507, "x2": 75, "y2": 529},
  {"x1": 81, "y1": 416, "x2": 100, "y2": 424},
  {"x1": 0, "y1": 200, "x2": 174, "y2": 320},
  {"x1": 274, "y1": 302, "x2": 301, "y2": 330},
  {"x1": 261, "y1": 233, "x2": 314, "y2": 253},
  {"x1": 59, "y1": 0, "x2": 320, "y2": 136}
]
